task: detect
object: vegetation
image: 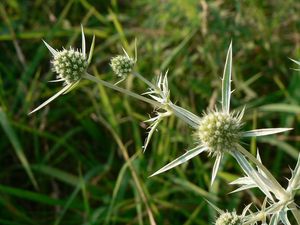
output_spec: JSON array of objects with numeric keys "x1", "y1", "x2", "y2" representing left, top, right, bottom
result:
[{"x1": 1, "y1": 0, "x2": 300, "y2": 224}]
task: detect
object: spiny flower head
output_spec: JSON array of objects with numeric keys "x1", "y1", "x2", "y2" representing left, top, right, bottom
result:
[
  {"x1": 149, "y1": 42, "x2": 291, "y2": 185},
  {"x1": 215, "y1": 211, "x2": 242, "y2": 225},
  {"x1": 52, "y1": 48, "x2": 88, "y2": 85},
  {"x1": 110, "y1": 54, "x2": 135, "y2": 78},
  {"x1": 110, "y1": 41, "x2": 137, "y2": 81},
  {"x1": 197, "y1": 110, "x2": 243, "y2": 156},
  {"x1": 29, "y1": 25, "x2": 95, "y2": 114}
]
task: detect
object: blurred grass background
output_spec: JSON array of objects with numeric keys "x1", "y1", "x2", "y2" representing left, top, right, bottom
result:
[{"x1": 1, "y1": 0, "x2": 300, "y2": 224}]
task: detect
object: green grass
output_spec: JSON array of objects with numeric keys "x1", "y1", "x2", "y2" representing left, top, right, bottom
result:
[{"x1": 1, "y1": 0, "x2": 300, "y2": 224}]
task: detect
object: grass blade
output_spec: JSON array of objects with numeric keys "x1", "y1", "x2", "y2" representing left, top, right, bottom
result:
[{"x1": 0, "y1": 108, "x2": 38, "y2": 189}]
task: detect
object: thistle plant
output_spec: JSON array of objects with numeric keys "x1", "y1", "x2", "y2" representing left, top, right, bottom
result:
[
  {"x1": 29, "y1": 28, "x2": 160, "y2": 114},
  {"x1": 149, "y1": 42, "x2": 291, "y2": 185},
  {"x1": 231, "y1": 151, "x2": 300, "y2": 224},
  {"x1": 28, "y1": 26, "x2": 300, "y2": 224},
  {"x1": 29, "y1": 26, "x2": 95, "y2": 114}
]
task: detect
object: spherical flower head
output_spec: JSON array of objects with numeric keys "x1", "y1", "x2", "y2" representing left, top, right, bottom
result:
[
  {"x1": 52, "y1": 48, "x2": 88, "y2": 84},
  {"x1": 197, "y1": 111, "x2": 242, "y2": 156},
  {"x1": 215, "y1": 212, "x2": 242, "y2": 225},
  {"x1": 110, "y1": 55, "x2": 135, "y2": 78}
]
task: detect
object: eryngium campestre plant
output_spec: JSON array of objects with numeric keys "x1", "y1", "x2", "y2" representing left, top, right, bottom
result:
[
  {"x1": 29, "y1": 25, "x2": 95, "y2": 114},
  {"x1": 150, "y1": 42, "x2": 291, "y2": 185},
  {"x1": 231, "y1": 151, "x2": 300, "y2": 224}
]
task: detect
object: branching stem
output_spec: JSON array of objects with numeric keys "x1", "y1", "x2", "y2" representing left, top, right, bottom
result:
[{"x1": 83, "y1": 73, "x2": 162, "y2": 107}]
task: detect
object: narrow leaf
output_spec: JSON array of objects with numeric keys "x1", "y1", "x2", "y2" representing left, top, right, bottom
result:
[
  {"x1": 134, "y1": 38, "x2": 137, "y2": 62},
  {"x1": 81, "y1": 25, "x2": 86, "y2": 58},
  {"x1": 205, "y1": 199, "x2": 224, "y2": 214},
  {"x1": 230, "y1": 184, "x2": 256, "y2": 194},
  {"x1": 288, "y1": 153, "x2": 300, "y2": 191},
  {"x1": 242, "y1": 203, "x2": 252, "y2": 217},
  {"x1": 63, "y1": 80, "x2": 80, "y2": 95},
  {"x1": 143, "y1": 117, "x2": 162, "y2": 152},
  {"x1": 122, "y1": 47, "x2": 130, "y2": 58},
  {"x1": 242, "y1": 128, "x2": 292, "y2": 137},
  {"x1": 230, "y1": 177, "x2": 253, "y2": 185},
  {"x1": 149, "y1": 146, "x2": 206, "y2": 177},
  {"x1": 231, "y1": 151, "x2": 274, "y2": 201},
  {"x1": 42, "y1": 40, "x2": 57, "y2": 56},
  {"x1": 289, "y1": 57, "x2": 300, "y2": 66},
  {"x1": 221, "y1": 41, "x2": 232, "y2": 113},
  {"x1": 48, "y1": 79, "x2": 65, "y2": 83},
  {"x1": 87, "y1": 35, "x2": 95, "y2": 65},
  {"x1": 211, "y1": 154, "x2": 223, "y2": 186},
  {"x1": 269, "y1": 214, "x2": 279, "y2": 225},
  {"x1": 28, "y1": 84, "x2": 71, "y2": 114},
  {"x1": 279, "y1": 210, "x2": 292, "y2": 225}
]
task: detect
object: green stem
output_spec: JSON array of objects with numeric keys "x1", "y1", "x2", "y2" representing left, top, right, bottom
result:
[
  {"x1": 82, "y1": 73, "x2": 202, "y2": 129},
  {"x1": 133, "y1": 71, "x2": 158, "y2": 91},
  {"x1": 235, "y1": 144, "x2": 287, "y2": 197},
  {"x1": 83, "y1": 73, "x2": 162, "y2": 108}
]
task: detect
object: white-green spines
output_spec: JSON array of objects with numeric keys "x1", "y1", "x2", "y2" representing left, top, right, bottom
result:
[
  {"x1": 198, "y1": 111, "x2": 242, "y2": 156},
  {"x1": 110, "y1": 55, "x2": 134, "y2": 78},
  {"x1": 215, "y1": 212, "x2": 242, "y2": 225},
  {"x1": 52, "y1": 48, "x2": 87, "y2": 84}
]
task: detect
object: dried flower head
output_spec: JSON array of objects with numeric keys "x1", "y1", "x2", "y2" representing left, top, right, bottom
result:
[{"x1": 215, "y1": 211, "x2": 242, "y2": 225}]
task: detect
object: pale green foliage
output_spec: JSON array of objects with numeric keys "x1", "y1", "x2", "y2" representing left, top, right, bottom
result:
[
  {"x1": 143, "y1": 72, "x2": 172, "y2": 151},
  {"x1": 150, "y1": 43, "x2": 291, "y2": 187},
  {"x1": 221, "y1": 41, "x2": 232, "y2": 113},
  {"x1": 29, "y1": 26, "x2": 95, "y2": 114},
  {"x1": 28, "y1": 26, "x2": 300, "y2": 224}
]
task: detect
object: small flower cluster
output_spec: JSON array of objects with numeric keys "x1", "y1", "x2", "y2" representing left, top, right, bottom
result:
[
  {"x1": 197, "y1": 111, "x2": 242, "y2": 156},
  {"x1": 52, "y1": 48, "x2": 87, "y2": 84},
  {"x1": 110, "y1": 55, "x2": 135, "y2": 78},
  {"x1": 215, "y1": 211, "x2": 242, "y2": 225}
]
